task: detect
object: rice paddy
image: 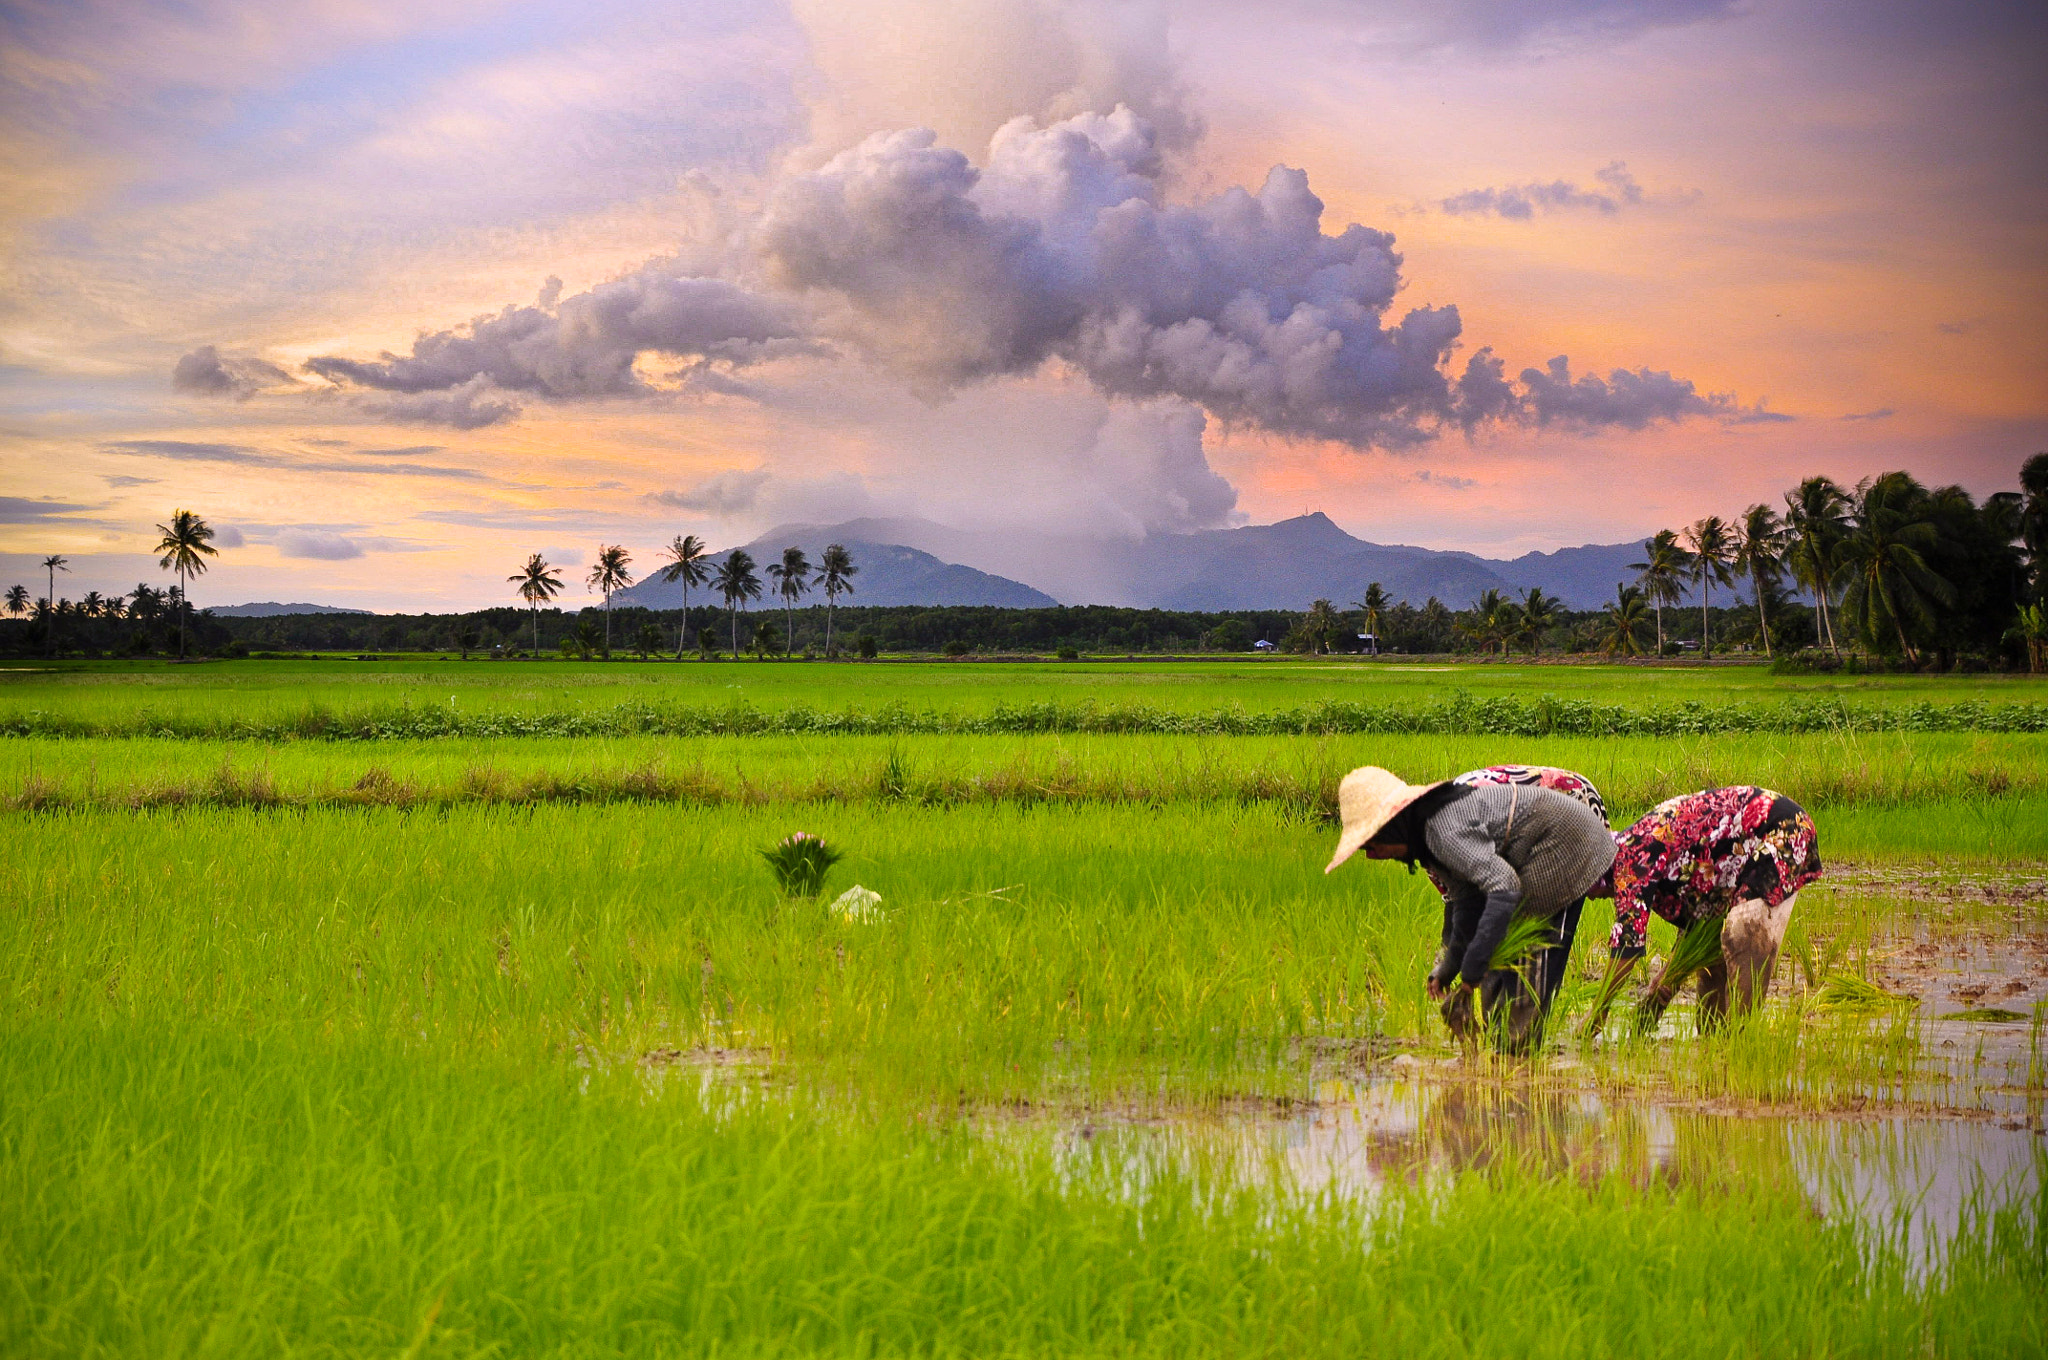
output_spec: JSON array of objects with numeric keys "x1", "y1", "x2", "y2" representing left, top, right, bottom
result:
[{"x1": 3, "y1": 659, "x2": 2043, "y2": 1356}]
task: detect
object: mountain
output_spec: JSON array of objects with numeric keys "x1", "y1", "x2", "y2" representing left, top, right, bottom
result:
[
  {"x1": 610, "y1": 532, "x2": 1057, "y2": 610},
  {"x1": 210, "y1": 601, "x2": 374, "y2": 617},
  {"x1": 749, "y1": 514, "x2": 1640, "y2": 611}
]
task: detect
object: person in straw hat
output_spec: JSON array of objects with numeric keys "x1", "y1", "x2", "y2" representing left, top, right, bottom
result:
[{"x1": 1326, "y1": 765, "x2": 1615, "y2": 1051}]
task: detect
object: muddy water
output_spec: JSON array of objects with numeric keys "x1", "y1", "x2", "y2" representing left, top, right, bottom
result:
[{"x1": 1059, "y1": 1077, "x2": 2041, "y2": 1271}]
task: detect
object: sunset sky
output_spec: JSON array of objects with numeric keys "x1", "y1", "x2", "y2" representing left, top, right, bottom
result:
[{"x1": 3, "y1": 0, "x2": 2043, "y2": 610}]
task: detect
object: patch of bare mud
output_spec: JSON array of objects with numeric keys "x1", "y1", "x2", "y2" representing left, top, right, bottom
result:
[{"x1": 1829, "y1": 860, "x2": 2048, "y2": 906}]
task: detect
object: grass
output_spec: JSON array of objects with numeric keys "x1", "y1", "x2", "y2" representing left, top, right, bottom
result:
[
  {"x1": 8, "y1": 1023, "x2": 2039, "y2": 1358},
  {"x1": 4, "y1": 662, "x2": 2044, "y2": 1354},
  {"x1": 3, "y1": 657, "x2": 2044, "y2": 736}
]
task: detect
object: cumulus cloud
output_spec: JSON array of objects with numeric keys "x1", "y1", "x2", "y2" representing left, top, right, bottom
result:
[
  {"x1": 276, "y1": 107, "x2": 1741, "y2": 449},
  {"x1": 304, "y1": 274, "x2": 802, "y2": 402},
  {"x1": 1082, "y1": 400, "x2": 1241, "y2": 535},
  {"x1": 210, "y1": 525, "x2": 246, "y2": 548},
  {"x1": 171, "y1": 345, "x2": 294, "y2": 400},
  {"x1": 650, "y1": 467, "x2": 772, "y2": 514},
  {"x1": 1516, "y1": 355, "x2": 1736, "y2": 430},
  {"x1": 1441, "y1": 161, "x2": 1646, "y2": 219}
]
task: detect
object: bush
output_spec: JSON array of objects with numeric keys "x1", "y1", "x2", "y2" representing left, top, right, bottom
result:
[
  {"x1": 1056, "y1": 646, "x2": 1080, "y2": 661},
  {"x1": 856, "y1": 634, "x2": 877, "y2": 659},
  {"x1": 943, "y1": 639, "x2": 971, "y2": 657}
]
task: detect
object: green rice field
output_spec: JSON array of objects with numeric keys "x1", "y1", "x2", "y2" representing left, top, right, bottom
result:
[{"x1": 3, "y1": 659, "x2": 2044, "y2": 1356}]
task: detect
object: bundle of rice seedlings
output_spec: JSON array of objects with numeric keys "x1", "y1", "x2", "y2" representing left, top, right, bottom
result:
[
  {"x1": 761, "y1": 832, "x2": 845, "y2": 898},
  {"x1": 1630, "y1": 921, "x2": 1725, "y2": 1036},
  {"x1": 1810, "y1": 973, "x2": 1913, "y2": 1012}
]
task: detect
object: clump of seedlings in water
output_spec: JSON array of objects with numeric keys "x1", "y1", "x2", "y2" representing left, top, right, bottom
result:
[
  {"x1": 1631, "y1": 921, "x2": 1726, "y2": 1035},
  {"x1": 762, "y1": 831, "x2": 844, "y2": 898}
]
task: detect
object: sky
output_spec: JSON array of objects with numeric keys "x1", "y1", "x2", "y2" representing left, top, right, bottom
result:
[{"x1": 2, "y1": 0, "x2": 2043, "y2": 610}]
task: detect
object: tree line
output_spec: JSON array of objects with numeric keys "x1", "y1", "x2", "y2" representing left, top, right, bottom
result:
[{"x1": 9, "y1": 457, "x2": 2044, "y2": 667}]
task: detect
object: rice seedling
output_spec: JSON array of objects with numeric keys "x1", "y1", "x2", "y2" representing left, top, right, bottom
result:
[{"x1": 762, "y1": 831, "x2": 845, "y2": 897}]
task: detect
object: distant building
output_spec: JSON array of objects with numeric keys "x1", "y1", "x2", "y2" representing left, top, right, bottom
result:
[{"x1": 1253, "y1": 639, "x2": 1277, "y2": 652}]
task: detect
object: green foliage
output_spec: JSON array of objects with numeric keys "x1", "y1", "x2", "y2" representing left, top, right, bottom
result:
[{"x1": 761, "y1": 830, "x2": 845, "y2": 897}]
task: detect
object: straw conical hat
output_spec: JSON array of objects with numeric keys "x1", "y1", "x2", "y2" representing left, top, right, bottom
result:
[{"x1": 1324, "y1": 766, "x2": 1445, "y2": 874}]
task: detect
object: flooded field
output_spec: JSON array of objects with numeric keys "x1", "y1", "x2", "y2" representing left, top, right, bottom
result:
[{"x1": 3, "y1": 666, "x2": 2044, "y2": 1355}]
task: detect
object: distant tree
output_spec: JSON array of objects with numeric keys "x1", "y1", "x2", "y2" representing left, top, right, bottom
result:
[
  {"x1": 714, "y1": 549, "x2": 763, "y2": 659},
  {"x1": 586, "y1": 544, "x2": 634, "y2": 658},
  {"x1": 128, "y1": 583, "x2": 163, "y2": 624},
  {"x1": 634, "y1": 621, "x2": 664, "y2": 660},
  {"x1": 752, "y1": 616, "x2": 781, "y2": 660},
  {"x1": 152, "y1": 512, "x2": 217, "y2": 659},
  {"x1": 1631, "y1": 529, "x2": 1691, "y2": 655},
  {"x1": 1352, "y1": 582, "x2": 1390, "y2": 653},
  {"x1": 570, "y1": 619, "x2": 601, "y2": 661},
  {"x1": 454, "y1": 623, "x2": 481, "y2": 659},
  {"x1": 2011, "y1": 603, "x2": 2048, "y2": 674},
  {"x1": 80, "y1": 590, "x2": 104, "y2": 623},
  {"x1": 657, "y1": 534, "x2": 711, "y2": 658},
  {"x1": 1839, "y1": 472, "x2": 1953, "y2": 659},
  {"x1": 1732, "y1": 503, "x2": 1787, "y2": 657},
  {"x1": 696, "y1": 626, "x2": 719, "y2": 660},
  {"x1": 6, "y1": 584, "x2": 29, "y2": 619},
  {"x1": 819, "y1": 543, "x2": 858, "y2": 657},
  {"x1": 1682, "y1": 516, "x2": 1735, "y2": 657},
  {"x1": 766, "y1": 546, "x2": 811, "y2": 658},
  {"x1": 1514, "y1": 587, "x2": 1560, "y2": 653},
  {"x1": 1783, "y1": 476, "x2": 1850, "y2": 652},
  {"x1": 1458, "y1": 588, "x2": 1518, "y2": 655},
  {"x1": 1601, "y1": 583, "x2": 1651, "y2": 657},
  {"x1": 508, "y1": 554, "x2": 564, "y2": 655},
  {"x1": 2021, "y1": 452, "x2": 2048, "y2": 604},
  {"x1": 1303, "y1": 598, "x2": 1338, "y2": 654},
  {"x1": 39, "y1": 555, "x2": 68, "y2": 657}
]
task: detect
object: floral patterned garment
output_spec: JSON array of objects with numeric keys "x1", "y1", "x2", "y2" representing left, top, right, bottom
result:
[
  {"x1": 1451, "y1": 764, "x2": 1609, "y2": 826},
  {"x1": 1427, "y1": 766, "x2": 1609, "y2": 906},
  {"x1": 1606, "y1": 786, "x2": 1822, "y2": 958}
]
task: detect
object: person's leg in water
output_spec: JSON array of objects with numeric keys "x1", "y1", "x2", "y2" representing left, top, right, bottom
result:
[{"x1": 1721, "y1": 892, "x2": 1798, "y2": 1018}]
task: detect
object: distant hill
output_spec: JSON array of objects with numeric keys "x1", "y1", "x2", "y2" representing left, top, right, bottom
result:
[
  {"x1": 210, "y1": 601, "x2": 374, "y2": 617},
  {"x1": 752, "y1": 514, "x2": 1648, "y2": 611},
  {"x1": 611, "y1": 532, "x2": 1056, "y2": 611}
]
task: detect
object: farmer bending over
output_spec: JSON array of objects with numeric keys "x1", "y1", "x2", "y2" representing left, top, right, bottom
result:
[
  {"x1": 1583, "y1": 786, "x2": 1823, "y2": 1036},
  {"x1": 1326, "y1": 766, "x2": 1616, "y2": 1053},
  {"x1": 1430, "y1": 765, "x2": 1610, "y2": 1029}
]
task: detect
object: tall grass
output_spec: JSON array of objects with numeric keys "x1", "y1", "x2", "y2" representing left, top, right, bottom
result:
[{"x1": 4, "y1": 1020, "x2": 2040, "y2": 1358}]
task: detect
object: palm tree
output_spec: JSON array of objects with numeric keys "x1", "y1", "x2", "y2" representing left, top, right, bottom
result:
[
  {"x1": 819, "y1": 543, "x2": 858, "y2": 657},
  {"x1": 1731, "y1": 503, "x2": 1786, "y2": 657},
  {"x1": 713, "y1": 549, "x2": 762, "y2": 658},
  {"x1": 656, "y1": 534, "x2": 711, "y2": 659},
  {"x1": 766, "y1": 546, "x2": 811, "y2": 658},
  {"x1": 1630, "y1": 530, "x2": 1690, "y2": 655},
  {"x1": 1456, "y1": 588, "x2": 1514, "y2": 655},
  {"x1": 1352, "y1": 582, "x2": 1390, "y2": 654},
  {"x1": 4, "y1": 584, "x2": 27, "y2": 620},
  {"x1": 1838, "y1": 472, "x2": 1953, "y2": 659},
  {"x1": 1303, "y1": 598, "x2": 1339, "y2": 653},
  {"x1": 151, "y1": 513, "x2": 216, "y2": 659},
  {"x1": 1601, "y1": 583, "x2": 1651, "y2": 656},
  {"x1": 1783, "y1": 476, "x2": 1850, "y2": 652},
  {"x1": 508, "y1": 553, "x2": 564, "y2": 655},
  {"x1": 1681, "y1": 516, "x2": 1734, "y2": 657},
  {"x1": 585, "y1": 544, "x2": 634, "y2": 658},
  {"x1": 2020, "y1": 452, "x2": 2048, "y2": 605},
  {"x1": 1514, "y1": 587, "x2": 1559, "y2": 653},
  {"x1": 38, "y1": 555, "x2": 68, "y2": 657}
]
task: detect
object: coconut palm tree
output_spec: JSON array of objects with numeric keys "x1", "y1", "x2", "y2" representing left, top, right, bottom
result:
[
  {"x1": 4, "y1": 584, "x2": 27, "y2": 620},
  {"x1": 819, "y1": 543, "x2": 858, "y2": 657},
  {"x1": 585, "y1": 544, "x2": 634, "y2": 658},
  {"x1": 1731, "y1": 503, "x2": 1786, "y2": 657},
  {"x1": 2021, "y1": 451, "x2": 2048, "y2": 604},
  {"x1": 766, "y1": 546, "x2": 811, "y2": 658},
  {"x1": 1601, "y1": 583, "x2": 1651, "y2": 657},
  {"x1": 1630, "y1": 530, "x2": 1690, "y2": 655},
  {"x1": 1838, "y1": 472, "x2": 1953, "y2": 659},
  {"x1": 508, "y1": 553, "x2": 564, "y2": 655},
  {"x1": 1351, "y1": 581, "x2": 1390, "y2": 654},
  {"x1": 38, "y1": 555, "x2": 68, "y2": 657},
  {"x1": 1455, "y1": 588, "x2": 1514, "y2": 655},
  {"x1": 1302, "y1": 598, "x2": 1339, "y2": 653},
  {"x1": 1783, "y1": 476, "x2": 1850, "y2": 652},
  {"x1": 714, "y1": 549, "x2": 762, "y2": 658},
  {"x1": 151, "y1": 513, "x2": 216, "y2": 659},
  {"x1": 1514, "y1": 587, "x2": 1559, "y2": 653},
  {"x1": 656, "y1": 534, "x2": 711, "y2": 658},
  {"x1": 1681, "y1": 517, "x2": 1735, "y2": 657}
]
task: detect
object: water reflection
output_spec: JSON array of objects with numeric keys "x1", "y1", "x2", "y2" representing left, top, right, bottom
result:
[{"x1": 1055, "y1": 1077, "x2": 2042, "y2": 1270}]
